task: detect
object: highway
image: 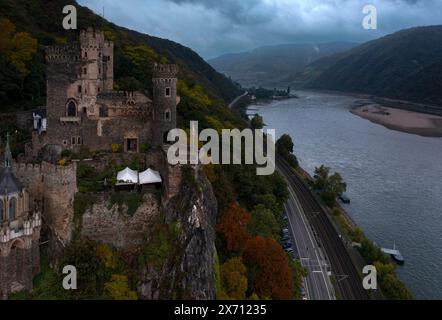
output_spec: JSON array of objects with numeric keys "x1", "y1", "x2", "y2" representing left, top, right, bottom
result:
[
  {"x1": 277, "y1": 157, "x2": 369, "y2": 300},
  {"x1": 282, "y1": 171, "x2": 335, "y2": 300}
]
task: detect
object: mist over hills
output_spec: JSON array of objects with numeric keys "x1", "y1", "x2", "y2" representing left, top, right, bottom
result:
[
  {"x1": 305, "y1": 26, "x2": 442, "y2": 106},
  {"x1": 208, "y1": 42, "x2": 358, "y2": 88}
]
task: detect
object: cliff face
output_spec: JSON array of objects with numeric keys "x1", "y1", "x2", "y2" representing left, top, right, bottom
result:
[
  {"x1": 138, "y1": 166, "x2": 218, "y2": 300},
  {"x1": 77, "y1": 165, "x2": 218, "y2": 300}
]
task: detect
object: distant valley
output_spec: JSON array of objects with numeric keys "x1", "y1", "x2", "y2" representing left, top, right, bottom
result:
[
  {"x1": 208, "y1": 42, "x2": 357, "y2": 88},
  {"x1": 210, "y1": 26, "x2": 442, "y2": 108}
]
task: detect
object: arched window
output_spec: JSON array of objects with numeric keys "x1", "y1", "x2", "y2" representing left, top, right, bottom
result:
[
  {"x1": 9, "y1": 197, "x2": 16, "y2": 221},
  {"x1": 0, "y1": 200, "x2": 3, "y2": 223},
  {"x1": 67, "y1": 101, "x2": 77, "y2": 117}
]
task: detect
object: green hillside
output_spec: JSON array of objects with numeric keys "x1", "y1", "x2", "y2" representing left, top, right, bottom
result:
[
  {"x1": 209, "y1": 42, "x2": 357, "y2": 88},
  {"x1": 0, "y1": 0, "x2": 242, "y2": 129},
  {"x1": 305, "y1": 26, "x2": 442, "y2": 106}
]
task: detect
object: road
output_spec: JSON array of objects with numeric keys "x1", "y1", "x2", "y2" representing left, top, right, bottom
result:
[
  {"x1": 277, "y1": 157, "x2": 369, "y2": 300},
  {"x1": 281, "y1": 169, "x2": 335, "y2": 300},
  {"x1": 228, "y1": 91, "x2": 248, "y2": 108}
]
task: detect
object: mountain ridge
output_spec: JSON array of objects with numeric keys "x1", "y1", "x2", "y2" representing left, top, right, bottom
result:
[{"x1": 208, "y1": 42, "x2": 358, "y2": 88}]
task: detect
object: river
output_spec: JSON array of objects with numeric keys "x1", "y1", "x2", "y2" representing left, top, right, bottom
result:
[{"x1": 250, "y1": 91, "x2": 442, "y2": 299}]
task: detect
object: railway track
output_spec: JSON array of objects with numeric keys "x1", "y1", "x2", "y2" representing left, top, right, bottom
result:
[{"x1": 277, "y1": 157, "x2": 369, "y2": 300}]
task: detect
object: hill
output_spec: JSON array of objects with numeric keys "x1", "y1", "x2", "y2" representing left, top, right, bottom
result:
[
  {"x1": 209, "y1": 42, "x2": 357, "y2": 88},
  {"x1": 0, "y1": 0, "x2": 242, "y2": 119},
  {"x1": 305, "y1": 26, "x2": 442, "y2": 106}
]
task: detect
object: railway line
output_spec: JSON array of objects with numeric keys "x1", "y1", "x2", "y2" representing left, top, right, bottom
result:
[{"x1": 277, "y1": 157, "x2": 369, "y2": 300}]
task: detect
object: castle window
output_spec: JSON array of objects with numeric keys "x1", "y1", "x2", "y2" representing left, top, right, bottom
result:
[
  {"x1": 84, "y1": 51, "x2": 87, "y2": 58},
  {"x1": 83, "y1": 107, "x2": 87, "y2": 114},
  {"x1": 165, "y1": 87, "x2": 171, "y2": 97},
  {"x1": 83, "y1": 68, "x2": 87, "y2": 75},
  {"x1": 63, "y1": 140, "x2": 68, "y2": 145},
  {"x1": 67, "y1": 101, "x2": 77, "y2": 117},
  {"x1": 126, "y1": 138, "x2": 138, "y2": 153},
  {"x1": 165, "y1": 110, "x2": 171, "y2": 122},
  {"x1": 78, "y1": 137, "x2": 82, "y2": 145},
  {"x1": 72, "y1": 137, "x2": 76, "y2": 145},
  {"x1": 0, "y1": 200, "x2": 3, "y2": 223},
  {"x1": 9, "y1": 197, "x2": 16, "y2": 221},
  {"x1": 78, "y1": 85, "x2": 82, "y2": 94},
  {"x1": 99, "y1": 106, "x2": 108, "y2": 117}
]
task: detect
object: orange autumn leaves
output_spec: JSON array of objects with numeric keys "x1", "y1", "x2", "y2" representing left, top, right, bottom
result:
[
  {"x1": 216, "y1": 203, "x2": 294, "y2": 300},
  {"x1": 216, "y1": 203, "x2": 251, "y2": 252}
]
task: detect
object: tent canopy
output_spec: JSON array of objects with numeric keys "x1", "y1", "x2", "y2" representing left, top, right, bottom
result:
[
  {"x1": 139, "y1": 168, "x2": 162, "y2": 185},
  {"x1": 116, "y1": 167, "x2": 139, "y2": 185}
]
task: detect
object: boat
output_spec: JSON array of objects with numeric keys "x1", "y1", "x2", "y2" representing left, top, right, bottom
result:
[
  {"x1": 339, "y1": 194, "x2": 351, "y2": 204},
  {"x1": 381, "y1": 244, "x2": 405, "y2": 265}
]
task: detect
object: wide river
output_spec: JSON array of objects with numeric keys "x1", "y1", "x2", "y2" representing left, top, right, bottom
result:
[{"x1": 250, "y1": 91, "x2": 442, "y2": 299}]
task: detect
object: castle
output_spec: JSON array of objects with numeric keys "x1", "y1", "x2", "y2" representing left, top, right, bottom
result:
[
  {"x1": 0, "y1": 134, "x2": 41, "y2": 299},
  {"x1": 0, "y1": 28, "x2": 182, "y2": 298},
  {"x1": 33, "y1": 28, "x2": 179, "y2": 157}
]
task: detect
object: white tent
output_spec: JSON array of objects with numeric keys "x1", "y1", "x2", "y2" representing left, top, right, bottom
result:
[
  {"x1": 139, "y1": 168, "x2": 162, "y2": 185},
  {"x1": 116, "y1": 167, "x2": 139, "y2": 185}
]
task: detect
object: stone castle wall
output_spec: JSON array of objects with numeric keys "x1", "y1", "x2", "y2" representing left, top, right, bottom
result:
[
  {"x1": 12, "y1": 161, "x2": 77, "y2": 245},
  {"x1": 81, "y1": 193, "x2": 159, "y2": 249},
  {"x1": 0, "y1": 239, "x2": 40, "y2": 298}
]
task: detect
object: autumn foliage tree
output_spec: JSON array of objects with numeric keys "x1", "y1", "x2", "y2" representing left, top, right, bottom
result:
[
  {"x1": 243, "y1": 236, "x2": 294, "y2": 300},
  {"x1": 216, "y1": 203, "x2": 251, "y2": 253},
  {"x1": 219, "y1": 257, "x2": 248, "y2": 300}
]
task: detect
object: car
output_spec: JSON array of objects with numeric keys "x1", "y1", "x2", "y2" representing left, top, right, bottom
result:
[
  {"x1": 282, "y1": 228, "x2": 289, "y2": 234},
  {"x1": 283, "y1": 215, "x2": 288, "y2": 221},
  {"x1": 300, "y1": 287, "x2": 306, "y2": 296},
  {"x1": 281, "y1": 235, "x2": 290, "y2": 241},
  {"x1": 283, "y1": 242, "x2": 292, "y2": 249},
  {"x1": 285, "y1": 247, "x2": 294, "y2": 253}
]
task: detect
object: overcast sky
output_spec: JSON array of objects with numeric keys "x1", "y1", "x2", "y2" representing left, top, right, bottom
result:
[{"x1": 78, "y1": 0, "x2": 442, "y2": 59}]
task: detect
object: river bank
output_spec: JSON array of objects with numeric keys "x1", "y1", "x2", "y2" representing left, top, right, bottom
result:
[
  {"x1": 351, "y1": 104, "x2": 442, "y2": 137},
  {"x1": 250, "y1": 91, "x2": 442, "y2": 298}
]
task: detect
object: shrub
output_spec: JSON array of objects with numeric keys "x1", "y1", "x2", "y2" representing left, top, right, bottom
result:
[
  {"x1": 111, "y1": 143, "x2": 121, "y2": 153},
  {"x1": 108, "y1": 192, "x2": 143, "y2": 216},
  {"x1": 140, "y1": 143, "x2": 150, "y2": 153}
]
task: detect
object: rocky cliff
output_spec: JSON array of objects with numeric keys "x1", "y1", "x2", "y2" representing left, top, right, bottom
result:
[{"x1": 138, "y1": 166, "x2": 218, "y2": 300}]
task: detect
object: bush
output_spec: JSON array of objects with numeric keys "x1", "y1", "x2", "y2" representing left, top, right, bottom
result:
[
  {"x1": 108, "y1": 192, "x2": 143, "y2": 216},
  {"x1": 140, "y1": 143, "x2": 150, "y2": 153},
  {"x1": 61, "y1": 149, "x2": 72, "y2": 158},
  {"x1": 74, "y1": 193, "x2": 97, "y2": 218},
  {"x1": 111, "y1": 143, "x2": 121, "y2": 153}
]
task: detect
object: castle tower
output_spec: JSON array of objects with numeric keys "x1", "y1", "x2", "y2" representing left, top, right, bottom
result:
[
  {"x1": 152, "y1": 63, "x2": 179, "y2": 147},
  {"x1": 0, "y1": 134, "x2": 41, "y2": 299},
  {"x1": 44, "y1": 28, "x2": 114, "y2": 153}
]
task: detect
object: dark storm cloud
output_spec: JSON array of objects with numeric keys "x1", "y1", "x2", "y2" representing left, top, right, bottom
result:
[{"x1": 78, "y1": 0, "x2": 442, "y2": 59}]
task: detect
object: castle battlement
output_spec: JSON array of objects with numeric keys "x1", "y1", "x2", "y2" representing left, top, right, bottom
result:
[
  {"x1": 12, "y1": 161, "x2": 76, "y2": 177},
  {"x1": 153, "y1": 63, "x2": 178, "y2": 78},
  {"x1": 46, "y1": 43, "x2": 81, "y2": 63}
]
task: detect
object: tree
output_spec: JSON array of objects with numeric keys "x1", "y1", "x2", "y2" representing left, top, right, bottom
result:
[
  {"x1": 0, "y1": 18, "x2": 37, "y2": 79},
  {"x1": 249, "y1": 205, "x2": 279, "y2": 240},
  {"x1": 243, "y1": 236, "x2": 294, "y2": 299},
  {"x1": 216, "y1": 203, "x2": 251, "y2": 253},
  {"x1": 276, "y1": 134, "x2": 299, "y2": 168},
  {"x1": 220, "y1": 257, "x2": 248, "y2": 300},
  {"x1": 313, "y1": 165, "x2": 346, "y2": 207},
  {"x1": 104, "y1": 275, "x2": 138, "y2": 300},
  {"x1": 374, "y1": 262, "x2": 412, "y2": 300},
  {"x1": 276, "y1": 134, "x2": 294, "y2": 154},
  {"x1": 250, "y1": 114, "x2": 264, "y2": 129}
]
